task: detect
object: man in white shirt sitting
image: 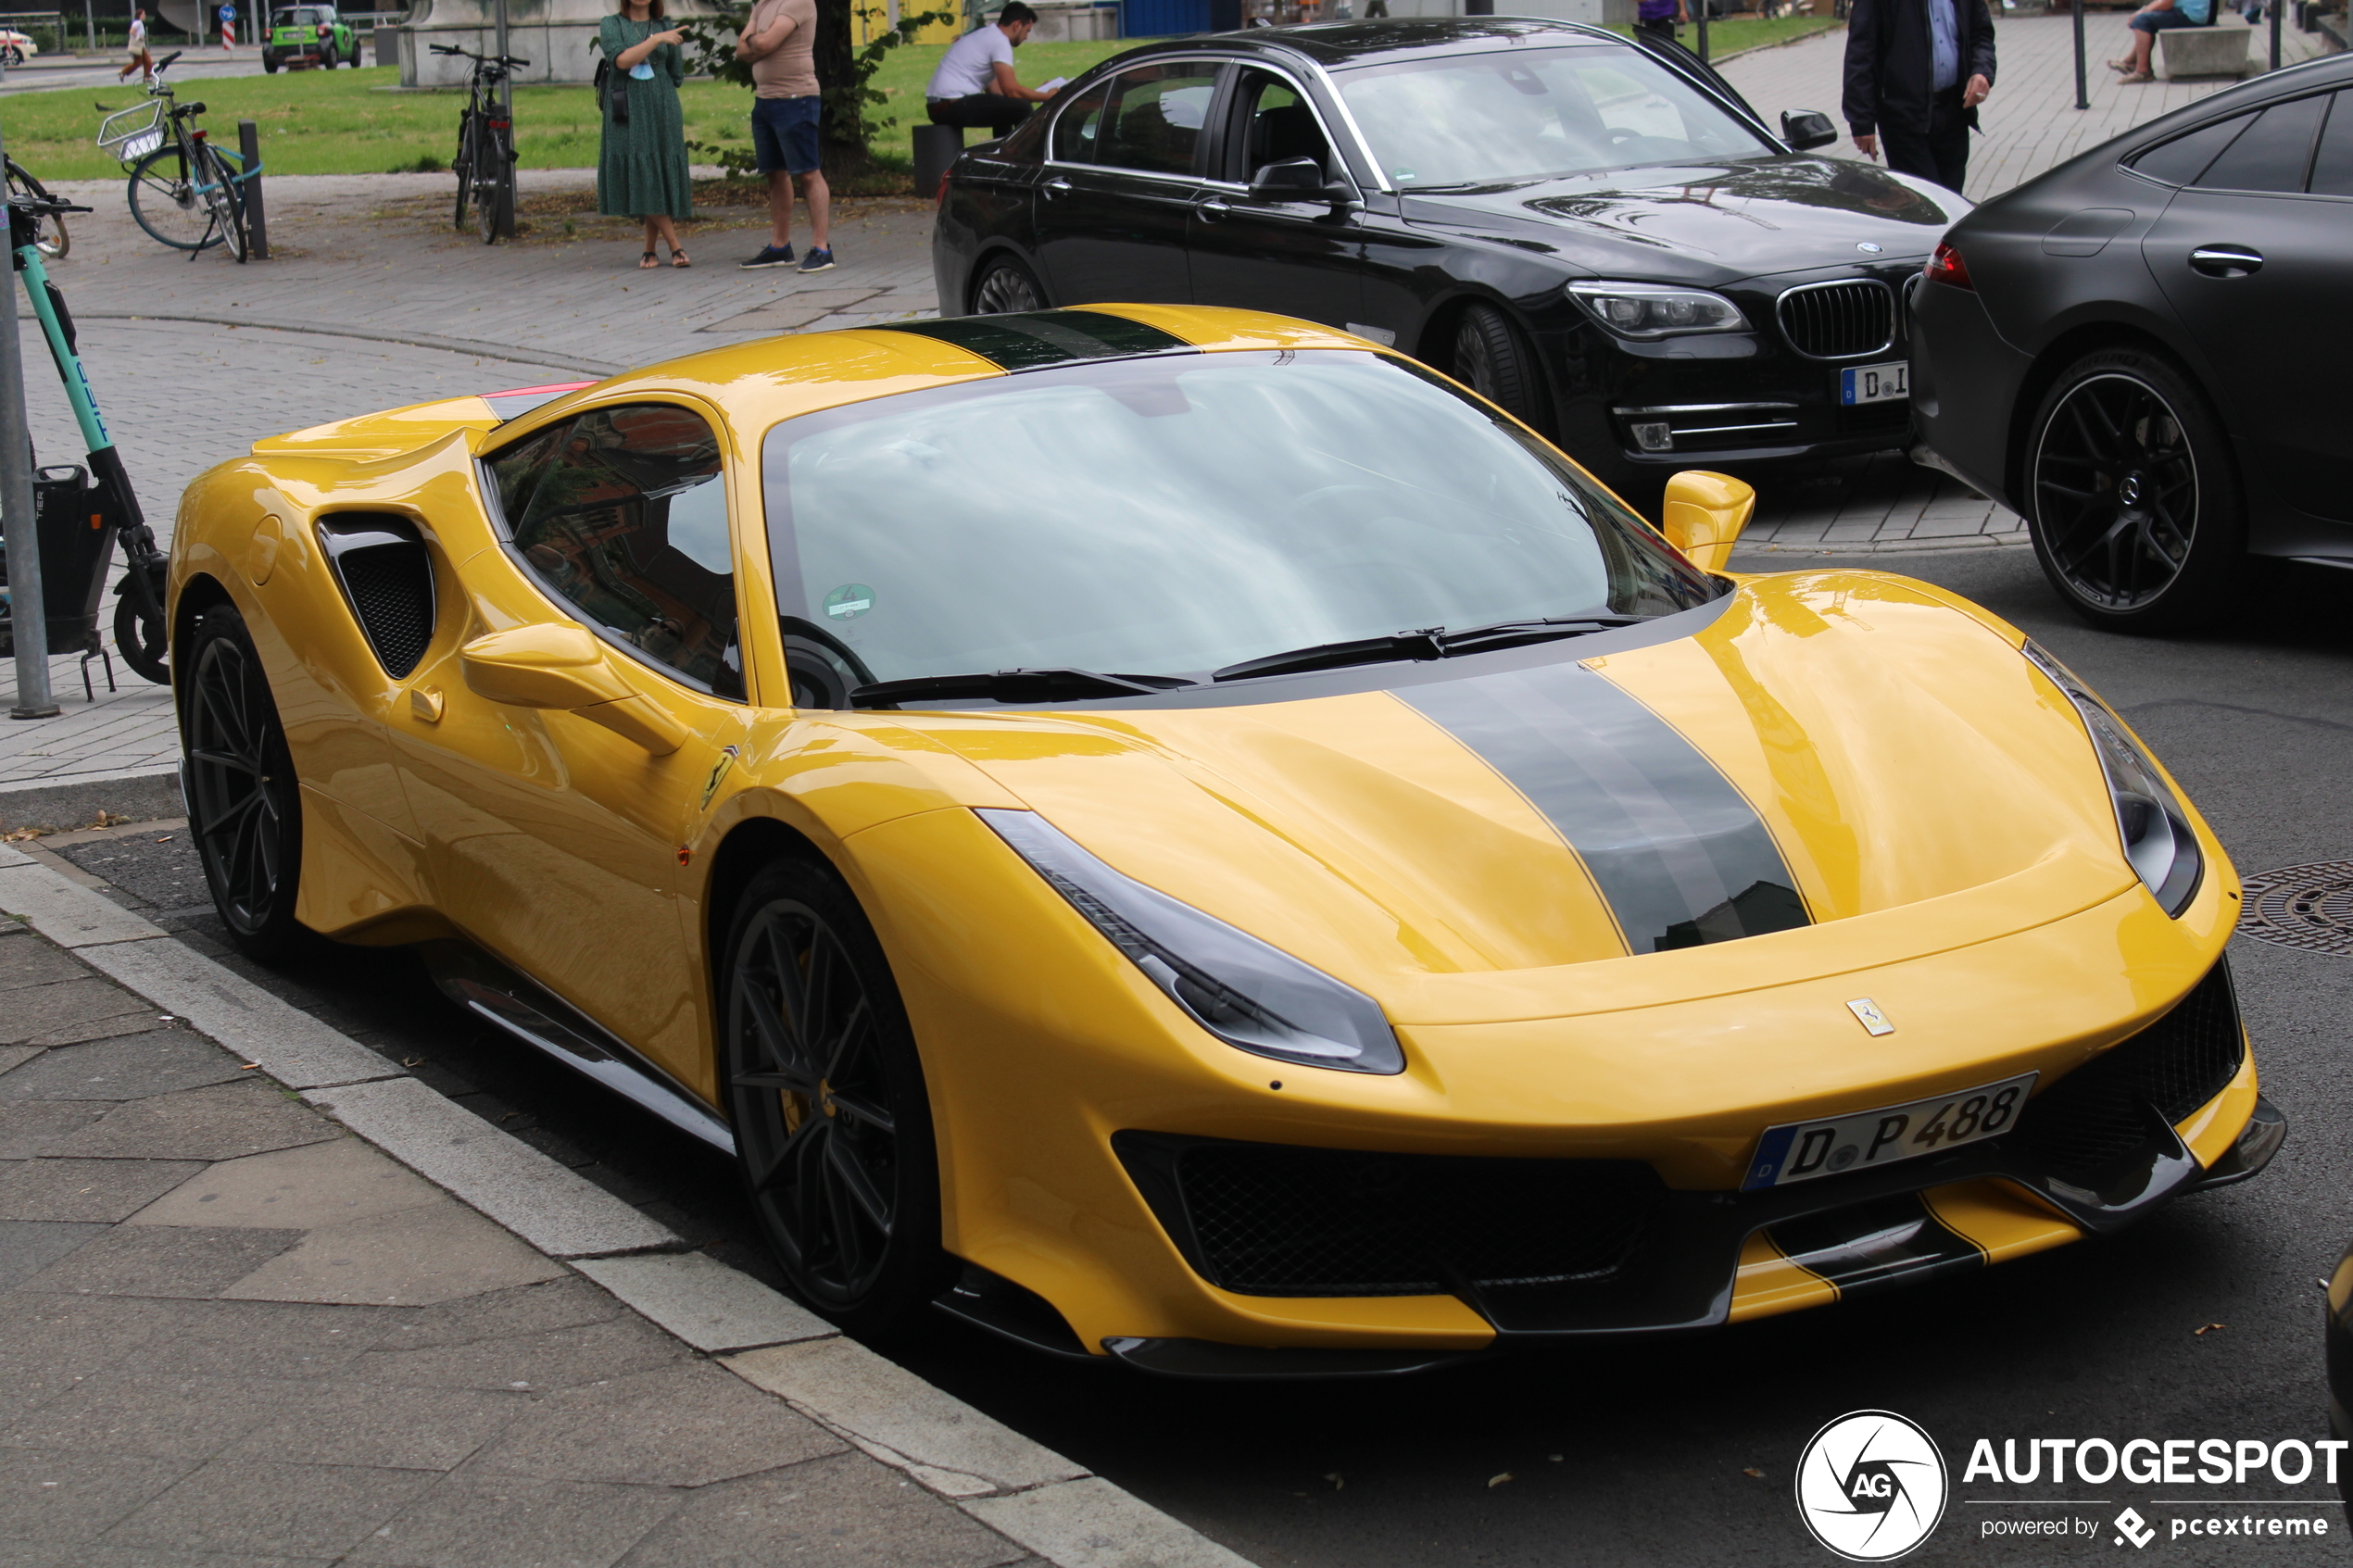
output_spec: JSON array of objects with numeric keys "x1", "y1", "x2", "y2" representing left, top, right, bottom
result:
[{"x1": 925, "y1": 3, "x2": 1056, "y2": 134}]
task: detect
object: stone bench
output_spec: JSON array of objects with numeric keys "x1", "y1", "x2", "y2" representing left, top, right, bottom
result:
[{"x1": 2160, "y1": 24, "x2": 2251, "y2": 77}]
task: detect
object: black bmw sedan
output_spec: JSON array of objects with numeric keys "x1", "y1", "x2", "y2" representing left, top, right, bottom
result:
[
  {"x1": 1913, "y1": 53, "x2": 2353, "y2": 633},
  {"x1": 931, "y1": 18, "x2": 1968, "y2": 509}
]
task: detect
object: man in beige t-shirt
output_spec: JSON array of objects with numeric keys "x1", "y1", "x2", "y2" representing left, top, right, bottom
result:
[{"x1": 737, "y1": 0, "x2": 833, "y2": 272}]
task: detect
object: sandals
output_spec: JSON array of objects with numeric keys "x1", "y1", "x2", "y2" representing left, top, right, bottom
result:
[
  {"x1": 670, "y1": 247, "x2": 692, "y2": 269},
  {"x1": 2118, "y1": 69, "x2": 2154, "y2": 82},
  {"x1": 639, "y1": 250, "x2": 660, "y2": 270},
  {"x1": 2106, "y1": 56, "x2": 2134, "y2": 69}
]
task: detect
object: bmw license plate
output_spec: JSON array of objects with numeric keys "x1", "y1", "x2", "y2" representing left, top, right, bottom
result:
[
  {"x1": 1839, "y1": 360, "x2": 1909, "y2": 406},
  {"x1": 1742, "y1": 1072, "x2": 2037, "y2": 1190}
]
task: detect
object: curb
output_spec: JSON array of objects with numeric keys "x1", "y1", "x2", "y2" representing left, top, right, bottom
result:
[
  {"x1": 0, "y1": 767, "x2": 183, "y2": 834},
  {"x1": 1736, "y1": 532, "x2": 2032, "y2": 558},
  {"x1": 0, "y1": 840, "x2": 1255, "y2": 1568}
]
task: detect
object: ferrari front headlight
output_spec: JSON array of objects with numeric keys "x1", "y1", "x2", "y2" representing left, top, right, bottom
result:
[
  {"x1": 2022, "y1": 641, "x2": 2203, "y2": 916},
  {"x1": 979, "y1": 809, "x2": 1404, "y2": 1075}
]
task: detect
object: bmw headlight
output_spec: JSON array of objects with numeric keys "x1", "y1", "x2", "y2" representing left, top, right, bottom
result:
[
  {"x1": 2021, "y1": 641, "x2": 2203, "y2": 916},
  {"x1": 979, "y1": 809, "x2": 1404, "y2": 1075},
  {"x1": 1567, "y1": 280, "x2": 1751, "y2": 339}
]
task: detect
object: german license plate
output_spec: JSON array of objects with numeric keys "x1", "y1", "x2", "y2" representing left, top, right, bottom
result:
[
  {"x1": 1742, "y1": 1072, "x2": 2037, "y2": 1190},
  {"x1": 1840, "y1": 360, "x2": 1909, "y2": 406}
]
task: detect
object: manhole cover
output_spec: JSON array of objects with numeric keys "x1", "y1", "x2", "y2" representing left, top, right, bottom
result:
[{"x1": 2238, "y1": 861, "x2": 2353, "y2": 955}]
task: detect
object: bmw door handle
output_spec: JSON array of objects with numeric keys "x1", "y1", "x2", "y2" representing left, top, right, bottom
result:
[
  {"x1": 2189, "y1": 245, "x2": 2263, "y2": 278},
  {"x1": 1196, "y1": 198, "x2": 1229, "y2": 222},
  {"x1": 1043, "y1": 177, "x2": 1072, "y2": 200}
]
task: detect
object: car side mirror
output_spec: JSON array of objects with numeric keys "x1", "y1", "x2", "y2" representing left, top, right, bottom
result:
[
  {"x1": 1659, "y1": 470, "x2": 1755, "y2": 573},
  {"x1": 1781, "y1": 109, "x2": 1840, "y2": 152},
  {"x1": 1249, "y1": 157, "x2": 1359, "y2": 211},
  {"x1": 459, "y1": 622, "x2": 686, "y2": 755}
]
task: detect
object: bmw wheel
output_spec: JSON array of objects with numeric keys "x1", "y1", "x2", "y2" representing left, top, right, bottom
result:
[
  {"x1": 2025, "y1": 347, "x2": 2246, "y2": 633},
  {"x1": 724, "y1": 856, "x2": 953, "y2": 1332},
  {"x1": 181, "y1": 602, "x2": 307, "y2": 959},
  {"x1": 970, "y1": 256, "x2": 1044, "y2": 316}
]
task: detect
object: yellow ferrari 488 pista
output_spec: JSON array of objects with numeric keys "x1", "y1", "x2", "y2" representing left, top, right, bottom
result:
[{"x1": 169, "y1": 306, "x2": 2281, "y2": 1374}]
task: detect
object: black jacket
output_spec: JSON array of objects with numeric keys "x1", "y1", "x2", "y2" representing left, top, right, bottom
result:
[{"x1": 1843, "y1": 0, "x2": 1998, "y2": 138}]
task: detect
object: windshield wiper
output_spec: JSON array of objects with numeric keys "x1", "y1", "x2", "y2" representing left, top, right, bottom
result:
[
  {"x1": 849, "y1": 668, "x2": 1192, "y2": 708},
  {"x1": 1212, "y1": 616, "x2": 1647, "y2": 684}
]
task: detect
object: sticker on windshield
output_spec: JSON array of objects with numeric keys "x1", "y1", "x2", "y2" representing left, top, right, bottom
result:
[
  {"x1": 1393, "y1": 168, "x2": 1417, "y2": 182},
  {"x1": 824, "y1": 583, "x2": 875, "y2": 621}
]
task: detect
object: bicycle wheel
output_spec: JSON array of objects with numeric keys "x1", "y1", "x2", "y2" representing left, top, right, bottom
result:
[
  {"x1": 473, "y1": 123, "x2": 512, "y2": 245},
  {"x1": 451, "y1": 107, "x2": 474, "y2": 231},
  {"x1": 201, "y1": 145, "x2": 246, "y2": 263},
  {"x1": 128, "y1": 144, "x2": 220, "y2": 251}
]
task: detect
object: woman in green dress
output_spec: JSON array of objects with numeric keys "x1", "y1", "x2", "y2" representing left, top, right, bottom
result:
[{"x1": 599, "y1": 0, "x2": 693, "y2": 267}]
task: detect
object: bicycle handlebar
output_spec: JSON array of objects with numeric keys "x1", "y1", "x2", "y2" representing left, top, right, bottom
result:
[
  {"x1": 429, "y1": 44, "x2": 530, "y2": 66},
  {"x1": 152, "y1": 49, "x2": 182, "y2": 70}
]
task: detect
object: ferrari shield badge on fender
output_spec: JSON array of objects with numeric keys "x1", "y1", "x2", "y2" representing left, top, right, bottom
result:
[{"x1": 1847, "y1": 998, "x2": 1895, "y2": 1036}]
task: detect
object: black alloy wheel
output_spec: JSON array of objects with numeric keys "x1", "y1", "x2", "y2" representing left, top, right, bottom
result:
[
  {"x1": 2026, "y1": 348, "x2": 2245, "y2": 633},
  {"x1": 971, "y1": 257, "x2": 1045, "y2": 316},
  {"x1": 724, "y1": 857, "x2": 952, "y2": 1331},
  {"x1": 181, "y1": 603, "x2": 306, "y2": 959}
]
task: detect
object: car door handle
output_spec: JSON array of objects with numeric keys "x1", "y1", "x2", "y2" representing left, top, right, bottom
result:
[
  {"x1": 1043, "y1": 177, "x2": 1072, "y2": 199},
  {"x1": 2189, "y1": 245, "x2": 2263, "y2": 278},
  {"x1": 1195, "y1": 198, "x2": 1229, "y2": 222}
]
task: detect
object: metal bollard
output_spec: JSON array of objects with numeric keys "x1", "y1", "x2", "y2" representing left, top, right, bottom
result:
[
  {"x1": 0, "y1": 123, "x2": 59, "y2": 720},
  {"x1": 239, "y1": 119, "x2": 269, "y2": 259}
]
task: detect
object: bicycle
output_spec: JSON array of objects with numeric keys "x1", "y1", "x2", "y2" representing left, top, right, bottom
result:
[
  {"x1": 99, "y1": 50, "x2": 258, "y2": 261},
  {"x1": 433, "y1": 43, "x2": 529, "y2": 245},
  {"x1": 1, "y1": 160, "x2": 170, "y2": 684}
]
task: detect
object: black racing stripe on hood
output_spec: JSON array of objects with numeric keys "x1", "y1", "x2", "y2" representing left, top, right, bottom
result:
[
  {"x1": 870, "y1": 310, "x2": 1193, "y2": 371},
  {"x1": 1400, "y1": 661, "x2": 1811, "y2": 955}
]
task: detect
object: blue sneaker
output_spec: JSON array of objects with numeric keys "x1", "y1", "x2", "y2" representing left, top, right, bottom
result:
[
  {"x1": 797, "y1": 248, "x2": 837, "y2": 274},
  {"x1": 741, "y1": 245, "x2": 794, "y2": 270}
]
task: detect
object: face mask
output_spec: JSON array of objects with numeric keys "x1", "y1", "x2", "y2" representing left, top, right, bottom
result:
[{"x1": 630, "y1": 58, "x2": 654, "y2": 77}]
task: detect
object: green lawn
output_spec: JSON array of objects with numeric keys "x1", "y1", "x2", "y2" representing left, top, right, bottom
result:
[
  {"x1": 0, "y1": 24, "x2": 1824, "y2": 185},
  {"x1": 0, "y1": 41, "x2": 1135, "y2": 183},
  {"x1": 1603, "y1": 13, "x2": 1840, "y2": 58}
]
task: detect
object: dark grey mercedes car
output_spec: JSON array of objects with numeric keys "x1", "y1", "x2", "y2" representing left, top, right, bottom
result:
[{"x1": 931, "y1": 17, "x2": 1969, "y2": 508}]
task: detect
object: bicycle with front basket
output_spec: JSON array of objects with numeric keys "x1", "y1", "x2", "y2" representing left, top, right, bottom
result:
[
  {"x1": 99, "y1": 50, "x2": 258, "y2": 261},
  {"x1": 434, "y1": 43, "x2": 528, "y2": 245}
]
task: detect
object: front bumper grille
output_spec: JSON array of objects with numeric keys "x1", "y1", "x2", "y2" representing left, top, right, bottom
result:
[
  {"x1": 2012, "y1": 960, "x2": 2246, "y2": 1181},
  {"x1": 1778, "y1": 279, "x2": 1896, "y2": 359},
  {"x1": 1114, "y1": 962, "x2": 2257, "y2": 1339},
  {"x1": 1114, "y1": 1134, "x2": 1665, "y2": 1297}
]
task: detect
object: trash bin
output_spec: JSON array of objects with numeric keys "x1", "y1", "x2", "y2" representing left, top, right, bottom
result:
[{"x1": 0, "y1": 465, "x2": 120, "y2": 658}]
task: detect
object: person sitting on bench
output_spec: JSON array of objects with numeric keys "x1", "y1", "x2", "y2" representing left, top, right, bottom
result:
[{"x1": 925, "y1": 3, "x2": 1057, "y2": 133}]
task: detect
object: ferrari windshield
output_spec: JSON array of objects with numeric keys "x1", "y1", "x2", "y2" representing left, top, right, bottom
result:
[
  {"x1": 1334, "y1": 44, "x2": 1771, "y2": 189},
  {"x1": 761, "y1": 349, "x2": 1715, "y2": 701}
]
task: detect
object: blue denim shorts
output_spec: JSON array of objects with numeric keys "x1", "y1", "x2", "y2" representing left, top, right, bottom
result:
[
  {"x1": 752, "y1": 94, "x2": 823, "y2": 175},
  {"x1": 2130, "y1": 9, "x2": 2200, "y2": 32}
]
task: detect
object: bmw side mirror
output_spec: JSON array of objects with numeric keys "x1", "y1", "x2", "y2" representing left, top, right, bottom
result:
[
  {"x1": 1248, "y1": 157, "x2": 1327, "y2": 200},
  {"x1": 1781, "y1": 109, "x2": 1839, "y2": 153}
]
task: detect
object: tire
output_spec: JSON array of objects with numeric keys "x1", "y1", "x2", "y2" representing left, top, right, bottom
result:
[
  {"x1": 969, "y1": 256, "x2": 1045, "y2": 316},
  {"x1": 128, "y1": 144, "x2": 221, "y2": 251},
  {"x1": 451, "y1": 109, "x2": 474, "y2": 232},
  {"x1": 474, "y1": 125, "x2": 512, "y2": 245},
  {"x1": 113, "y1": 593, "x2": 169, "y2": 684},
  {"x1": 181, "y1": 602, "x2": 307, "y2": 959},
  {"x1": 2024, "y1": 346, "x2": 2246, "y2": 633},
  {"x1": 1448, "y1": 301, "x2": 1551, "y2": 435},
  {"x1": 262, "y1": 49, "x2": 278, "y2": 70},
  {"x1": 200, "y1": 145, "x2": 245, "y2": 263},
  {"x1": 723, "y1": 856, "x2": 953, "y2": 1333}
]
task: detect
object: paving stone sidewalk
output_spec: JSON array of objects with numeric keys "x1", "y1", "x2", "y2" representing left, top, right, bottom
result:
[{"x1": 0, "y1": 837, "x2": 1239, "y2": 1567}]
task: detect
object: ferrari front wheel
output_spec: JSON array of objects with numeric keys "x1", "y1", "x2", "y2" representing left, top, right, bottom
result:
[
  {"x1": 2026, "y1": 347, "x2": 2246, "y2": 633},
  {"x1": 724, "y1": 857, "x2": 952, "y2": 1333},
  {"x1": 181, "y1": 602, "x2": 306, "y2": 959}
]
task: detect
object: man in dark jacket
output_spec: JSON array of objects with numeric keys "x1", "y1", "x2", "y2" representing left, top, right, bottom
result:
[{"x1": 1843, "y1": 0, "x2": 1996, "y2": 195}]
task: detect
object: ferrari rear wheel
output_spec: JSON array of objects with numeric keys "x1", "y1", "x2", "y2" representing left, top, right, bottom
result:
[
  {"x1": 182, "y1": 602, "x2": 307, "y2": 959},
  {"x1": 2026, "y1": 347, "x2": 2246, "y2": 633},
  {"x1": 724, "y1": 857, "x2": 952, "y2": 1332}
]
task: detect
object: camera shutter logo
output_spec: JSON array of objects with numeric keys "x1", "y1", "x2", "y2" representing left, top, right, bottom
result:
[{"x1": 1794, "y1": 1411, "x2": 1948, "y2": 1561}]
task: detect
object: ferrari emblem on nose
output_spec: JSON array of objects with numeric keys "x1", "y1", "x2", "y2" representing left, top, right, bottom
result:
[{"x1": 1847, "y1": 998, "x2": 1895, "y2": 1036}]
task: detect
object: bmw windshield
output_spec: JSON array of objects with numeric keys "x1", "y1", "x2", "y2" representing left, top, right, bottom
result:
[
  {"x1": 761, "y1": 348, "x2": 1718, "y2": 706},
  {"x1": 1334, "y1": 44, "x2": 1772, "y2": 190}
]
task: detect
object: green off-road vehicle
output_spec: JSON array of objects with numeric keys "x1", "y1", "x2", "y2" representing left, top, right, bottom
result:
[{"x1": 262, "y1": 4, "x2": 361, "y2": 69}]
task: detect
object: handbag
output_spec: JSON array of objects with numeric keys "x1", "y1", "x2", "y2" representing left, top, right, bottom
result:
[{"x1": 596, "y1": 50, "x2": 630, "y2": 123}]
